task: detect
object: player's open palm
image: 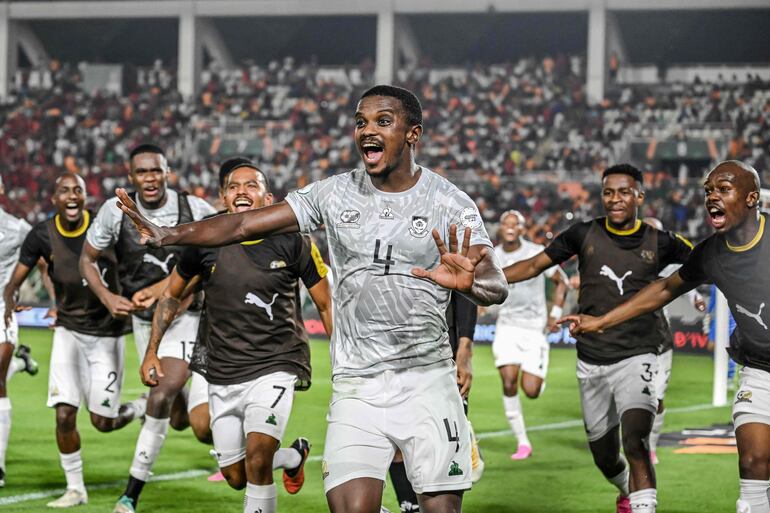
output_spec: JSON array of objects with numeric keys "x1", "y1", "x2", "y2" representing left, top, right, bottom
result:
[
  {"x1": 412, "y1": 225, "x2": 486, "y2": 293},
  {"x1": 115, "y1": 188, "x2": 168, "y2": 248}
]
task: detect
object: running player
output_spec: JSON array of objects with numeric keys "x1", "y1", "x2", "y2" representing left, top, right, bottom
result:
[
  {"x1": 3, "y1": 173, "x2": 146, "y2": 507},
  {"x1": 493, "y1": 209, "x2": 567, "y2": 460},
  {"x1": 77, "y1": 144, "x2": 216, "y2": 513},
  {"x1": 138, "y1": 158, "x2": 331, "y2": 512},
  {"x1": 641, "y1": 217, "x2": 705, "y2": 465},
  {"x1": 114, "y1": 85, "x2": 508, "y2": 513},
  {"x1": 502, "y1": 164, "x2": 692, "y2": 513},
  {"x1": 0, "y1": 174, "x2": 36, "y2": 487},
  {"x1": 561, "y1": 161, "x2": 770, "y2": 513}
]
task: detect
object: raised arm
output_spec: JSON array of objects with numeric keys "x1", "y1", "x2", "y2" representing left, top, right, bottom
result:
[
  {"x1": 79, "y1": 241, "x2": 134, "y2": 318},
  {"x1": 560, "y1": 271, "x2": 698, "y2": 335},
  {"x1": 411, "y1": 225, "x2": 508, "y2": 307},
  {"x1": 115, "y1": 188, "x2": 299, "y2": 248},
  {"x1": 503, "y1": 251, "x2": 556, "y2": 284}
]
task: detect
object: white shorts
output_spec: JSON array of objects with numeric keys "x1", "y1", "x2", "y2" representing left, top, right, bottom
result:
[
  {"x1": 577, "y1": 353, "x2": 658, "y2": 442},
  {"x1": 188, "y1": 371, "x2": 208, "y2": 413},
  {"x1": 209, "y1": 371, "x2": 297, "y2": 468},
  {"x1": 733, "y1": 366, "x2": 770, "y2": 429},
  {"x1": 0, "y1": 312, "x2": 18, "y2": 345},
  {"x1": 493, "y1": 324, "x2": 550, "y2": 379},
  {"x1": 131, "y1": 311, "x2": 200, "y2": 364},
  {"x1": 322, "y1": 360, "x2": 471, "y2": 495},
  {"x1": 655, "y1": 349, "x2": 673, "y2": 402},
  {"x1": 47, "y1": 327, "x2": 125, "y2": 418}
]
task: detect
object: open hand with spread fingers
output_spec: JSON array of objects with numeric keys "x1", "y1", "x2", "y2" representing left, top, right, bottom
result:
[
  {"x1": 411, "y1": 224, "x2": 487, "y2": 293},
  {"x1": 115, "y1": 188, "x2": 169, "y2": 248},
  {"x1": 557, "y1": 313, "x2": 604, "y2": 336}
]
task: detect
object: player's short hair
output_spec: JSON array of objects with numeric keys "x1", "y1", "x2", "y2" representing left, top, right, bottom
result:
[
  {"x1": 129, "y1": 144, "x2": 166, "y2": 161},
  {"x1": 218, "y1": 157, "x2": 270, "y2": 192},
  {"x1": 360, "y1": 85, "x2": 422, "y2": 126},
  {"x1": 602, "y1": 163, "x2": 644, "y2": 186},
  {"x1": 500, "y1": 209, "x2": 526, "y2": 225}
]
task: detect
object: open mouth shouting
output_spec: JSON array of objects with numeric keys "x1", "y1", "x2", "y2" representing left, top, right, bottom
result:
[
  {"x1": 64, "y1": 201, "x2": 82, "y2": 221},
  {"x1": 361, "y1": 141, "x2": 384, "y2": 167},
  {"x1": 143, "y1": 185, "x2": 160, "y2": 200},
  {"x1": 232, "y1": 196, "x2": 254, "y2": 213},
  {"x1": 707, "y1": 204, "x2": 727, "y2": 230}
]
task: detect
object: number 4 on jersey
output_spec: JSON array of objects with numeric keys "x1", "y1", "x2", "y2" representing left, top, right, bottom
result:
[{"x1": 373, "y1": 239, "x2": 395, "y2": 275}]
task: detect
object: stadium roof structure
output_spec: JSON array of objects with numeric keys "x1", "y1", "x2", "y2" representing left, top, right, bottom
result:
[{"x1": 0, "y1": 0, "x2": 768, "y2": 99}]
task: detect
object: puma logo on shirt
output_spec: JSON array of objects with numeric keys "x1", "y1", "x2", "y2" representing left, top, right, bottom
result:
[
  {"x1": 82, "y1": 266, "x2": 108, "y2": 287},
  {"x1": 600, "y1": 265, "x2": 633, "y2": 295},
  {"x1": 736, "y1": 302, "x2": 768, "y2": 330},
  {"x1": 244, "y1": 292, "x2": 279, "y2": 320},
  {"x1": 142, "y1": 254, "x2": 174, "y2": 275}
]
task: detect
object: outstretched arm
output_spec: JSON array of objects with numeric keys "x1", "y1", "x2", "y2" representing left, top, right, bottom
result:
[
  {"x1": 503, "y1": 251, "x2": 556, "y2": 284},
  {"x1": 560, "y1": 271, "x2": 698, "y2": 334},
  {"x1": 115, "y1": 188, "x2": 299, "y2": 248},
  {"x1": 411, "y1": 225, "x2": 507, "y2": 307}
]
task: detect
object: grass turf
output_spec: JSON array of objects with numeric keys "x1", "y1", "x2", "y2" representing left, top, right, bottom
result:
[{"x1": 1, "y1": 329, "x2": 735, "y2": 512}]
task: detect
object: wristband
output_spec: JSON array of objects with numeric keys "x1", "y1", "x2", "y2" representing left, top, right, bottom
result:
[{"x1": 549, "y1": 305, "x2": 563, "y2": 319}]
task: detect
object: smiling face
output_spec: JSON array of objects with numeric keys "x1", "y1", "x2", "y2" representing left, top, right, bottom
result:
[
  {"x1": 499, "y1": 211, "x2": 526, "y2": 244},
  {"x1": 52, "y1": 174, "x2": 86, "y2": 223},
  {"x1": 703, "y1": 162, "x2": 759, "y2": 233},
  {"x1": 221, "y1": 166, "x2": 272, "y2": 214},
  {"x1": 129, "y1": 152, "x2": 169, "y2": 208},
  {"x1": 601, "y1": 173, "x2": 644, "y2": 228},
  {"x1": 354, "y1": 95, "x2": 421, "y2": 178}
]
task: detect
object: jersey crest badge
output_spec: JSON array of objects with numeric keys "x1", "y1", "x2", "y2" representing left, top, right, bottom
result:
[
  {"x1": 459, "y1": 207, "x2": 482, "y2": 229},
  {"x1": 640, "y1": 250, "x2": 655, "y2": 264},
  {"x1": 409, "y1": 216, "x2": 429, "y2": 238},
  {"x1": 337, "y1": 209, "x2": 361, "y2": 229}
]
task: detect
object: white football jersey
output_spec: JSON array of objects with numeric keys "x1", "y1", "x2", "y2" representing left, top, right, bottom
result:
[
  {"x1": 0, "y1": 207, "x2": 32, "y2": 310},
  {"x1": 495, "y1": 240, "x2": 556, "y2": 330},
  {"x1": 286, "y1": 167, "x2": 491, "y2": 378}
]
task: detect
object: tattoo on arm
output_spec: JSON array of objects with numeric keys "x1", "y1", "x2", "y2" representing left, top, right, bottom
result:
[{"x1": 149, "y1": 296, "x2": 181, "y2": 354}]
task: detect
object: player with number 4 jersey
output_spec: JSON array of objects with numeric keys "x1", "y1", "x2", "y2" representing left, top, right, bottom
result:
[{"x1": 112, "y1": 85, "x2": 508, "y2": 513}]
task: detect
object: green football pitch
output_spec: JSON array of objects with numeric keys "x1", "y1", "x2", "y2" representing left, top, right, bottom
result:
[{"x1": 0, "y1": 329, "x2": 736, "y2": 512}]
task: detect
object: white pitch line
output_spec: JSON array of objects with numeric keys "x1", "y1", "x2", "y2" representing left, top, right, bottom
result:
[
  {"x1": 0, "y1": 469, "x2": 208, "y2": 506},
  {"x1": 0, "y1": 403, "x2": 724, "y2": 505}
]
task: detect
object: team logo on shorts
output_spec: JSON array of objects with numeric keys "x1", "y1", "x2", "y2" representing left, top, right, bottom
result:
[
  {"x1": 322, "y1": 460, "x2": 329, "y2": 480},
  {"x1": 102, "y1": 398, "x2": 111, "y2": 408},
  {"x1": 640, "y1": 250, "x2": 656, "y2": 264},
  {"x1": 642, "y1": 386, "x2": 651, "y2": 396},
  {"x1": 448, "y1": 461, "x2": 464, "y2": 476},
  {"x1": 337, "y1": 209, "x2": 361, "y2": 229},
  {"x1": 736, "y1": 390, "x2": 753, "y2": 403},
  {"x1": 265, "y1": 413, "x2": 277, "y2": 426},
  {"x1": 459, "y1": 207, "x2": 482, "y2": 229},
  {"x1": 409, "y1": 216, "x2": 430, "y2": 238},
  {"x1": 270, "y1": 260, "x2": 287, "y2": 269}
]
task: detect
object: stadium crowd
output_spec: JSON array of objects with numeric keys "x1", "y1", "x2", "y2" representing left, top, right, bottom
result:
[{"x1": 0, "y1": 56, "x2": 768, "y2": 244}]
